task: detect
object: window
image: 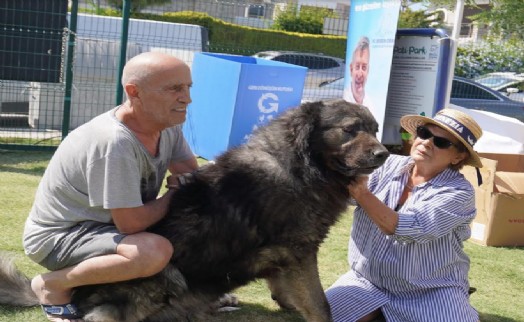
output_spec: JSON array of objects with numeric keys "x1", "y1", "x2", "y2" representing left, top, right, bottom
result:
[
  {"x1": 0, "y1": 0, "x2": 68, "y2": 82},
  {"x1": 451, "y1": 80, "x2": 499, "y2": 100},
  {"x1": 306, "y1": 57, "x2": 340, "y2": 69},
  {"x1": 247, "y1": 4, "x2": 265, "y2": 18},
  {"x1": 273, "y1": 54, "x2": 296, "y2": 64}
]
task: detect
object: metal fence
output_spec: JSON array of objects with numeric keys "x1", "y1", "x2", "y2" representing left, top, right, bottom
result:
[
  {"x1": 0, "y1": 0, "x2": 349, "y2": 150},
  {"x1": 0, "y1": 0, "x2": 521, "y2": 150}
]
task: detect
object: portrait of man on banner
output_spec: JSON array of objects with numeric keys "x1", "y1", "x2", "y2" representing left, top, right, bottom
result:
[
  {"x1": 344, "y1": 36, "x2": 375, "y2": 110},
  {"x1": 343, "y1": 0, "x2": 401, "y2": 142}
]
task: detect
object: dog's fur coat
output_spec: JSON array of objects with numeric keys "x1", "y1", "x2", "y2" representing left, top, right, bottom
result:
[{"x1": 0, "y1": 100, "x2": 389, "y2": 322}]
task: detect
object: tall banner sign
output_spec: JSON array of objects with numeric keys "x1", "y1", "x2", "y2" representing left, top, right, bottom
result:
[
  {"x1": 344, "y1": 0, "x2": 401, "y2": 142},
  {"x1": 383, "y1": 29, "x2": 452, "y2": 144}
]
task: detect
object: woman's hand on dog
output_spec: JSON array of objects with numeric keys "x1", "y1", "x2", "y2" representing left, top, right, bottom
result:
[{"x1": 347, "y1": 175, "x2": 369, "y2": 199}]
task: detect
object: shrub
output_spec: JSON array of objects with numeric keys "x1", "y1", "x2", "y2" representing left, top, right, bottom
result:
[{"x1": 455, "y1": 37, "x2": 524, "y2": 78}]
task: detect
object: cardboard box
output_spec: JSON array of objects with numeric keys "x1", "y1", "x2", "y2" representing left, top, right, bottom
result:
[{"x1": 461, "y1": 153, "x2": 524, "y2": 247}]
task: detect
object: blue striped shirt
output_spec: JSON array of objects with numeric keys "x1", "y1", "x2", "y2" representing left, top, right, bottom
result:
[{"x1": 326, "y1": 154, "x2": 479, "y2": 322}]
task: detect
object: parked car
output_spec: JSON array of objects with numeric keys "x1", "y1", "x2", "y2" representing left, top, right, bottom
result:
[
  {"x1": 301, "y1": 76, "x2": 524, "y2": 123},
  {"x1": 451, "y1": 76, "x2": 524, "y2": 122},
  {"x1": 474, "y1": 72, "x2": 524, "y2": 102},
  {"x1": 301, "y1": 76, "x2": 344, "y2": 102},
  {"x1": 252, "y1": 51, "x2": 345, "y2": 88}
]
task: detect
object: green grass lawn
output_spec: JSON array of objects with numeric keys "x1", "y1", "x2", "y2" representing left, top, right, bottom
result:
[{"x1": 0, "y1": 150, "x2": 523, "y2": 322}]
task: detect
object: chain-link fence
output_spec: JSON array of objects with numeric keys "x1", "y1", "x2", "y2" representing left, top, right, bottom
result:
[
  {"x1": 0, "y1": 0, "x2": 350, "y2": 150},
  {"x1": 0, "y1": 0, "x2": 522, "y2": 150}
]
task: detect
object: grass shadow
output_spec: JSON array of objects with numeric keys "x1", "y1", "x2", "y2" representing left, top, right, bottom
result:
[
  {"x1": 0, "y1": 304, "x2": 34, "y2": 312},
  {"x1": 479, "y1": 312, "x2": 519, "y2": 322},
  {"x1": 0, "y1": 303, "x2": 41, "y2": 319},
  {"x1": 208, "y1": 302, "x2": 304, "y2": 322},
  {"x1": 0, "y1": 302, "x2": 305, "y2": 322},
  {"x1": 0, "y1": 150, "x2": 53, "y2": 176}
]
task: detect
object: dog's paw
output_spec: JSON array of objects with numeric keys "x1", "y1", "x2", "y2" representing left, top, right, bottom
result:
[
  {"x1": 215, "y1": 293, "x2": 240, "y2": 312},
  {"x1": 83, "y1": 305, "x2": 121, "y2": 322}
]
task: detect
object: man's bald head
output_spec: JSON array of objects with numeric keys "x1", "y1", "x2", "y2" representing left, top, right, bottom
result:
[{"x1": 121, "y1": 52, "x2": 188, "y2": 88}]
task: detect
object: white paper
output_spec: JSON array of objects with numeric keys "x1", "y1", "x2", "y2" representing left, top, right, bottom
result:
[{"x1": 450, "y1": 104, "x2": 524, "y2": 154}]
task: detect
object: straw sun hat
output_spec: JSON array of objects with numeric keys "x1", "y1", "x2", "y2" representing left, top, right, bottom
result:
[{"x1": 400, "y1": 108, "x2": 483, "y2": 168}]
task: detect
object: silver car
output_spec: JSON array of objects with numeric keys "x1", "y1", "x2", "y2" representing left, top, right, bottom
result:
[
  {"x1": 474, "y1": 72, "x2": 524, "y2": 103},
  {"x1": 301, "y1": 76, "x2": 524, "y2": 123},
  {"x1": 451, "y1": 76, "x2": 524, "y2": 122},
  {"x1": 252, "y1": 51, "x2": 345, "y2": 88}
]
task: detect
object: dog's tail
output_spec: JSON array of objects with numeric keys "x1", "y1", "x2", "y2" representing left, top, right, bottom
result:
[{"x1": 0, "y1": 254, "x2": 39, "y2": 306}]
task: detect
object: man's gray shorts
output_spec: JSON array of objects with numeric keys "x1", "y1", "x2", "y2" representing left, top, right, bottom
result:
[{"x1": 39, "y1": 221, "x2": 126, "y2": 271}]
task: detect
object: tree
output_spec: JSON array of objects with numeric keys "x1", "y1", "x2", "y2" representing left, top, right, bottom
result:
[
  {"x1": 398, "y1": 7, "x2": 444, "y2": 28},
  {"x1": 471, "y1": 0, "x2": 524, "y2": 40},
  {"x1": 401, "y1": 0, "x2": 426, "y2": 11},
  {"x1": 423, "y1": 0, "x2": 524, "y2": 40}
]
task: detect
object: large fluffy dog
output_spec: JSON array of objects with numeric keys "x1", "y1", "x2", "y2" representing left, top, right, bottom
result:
[{"x1": 0, "y1": 99, "x2": 389, "y2": 322}]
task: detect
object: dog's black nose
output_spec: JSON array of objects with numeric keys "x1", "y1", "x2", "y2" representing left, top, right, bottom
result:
[{"x1": 373, "y1": 149, "x2": 390, "y2": 163}]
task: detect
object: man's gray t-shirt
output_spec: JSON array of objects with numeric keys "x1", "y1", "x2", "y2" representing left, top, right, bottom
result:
[{"x1": 23, "y1": 106, "x2": 194, "y2": 263}]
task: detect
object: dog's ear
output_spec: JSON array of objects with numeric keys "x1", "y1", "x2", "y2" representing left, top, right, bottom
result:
[{"x1": 286, "y1": 101, "x2": 321, "y2": 155}]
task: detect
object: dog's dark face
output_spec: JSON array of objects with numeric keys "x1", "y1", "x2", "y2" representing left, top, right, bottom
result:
[{"x1": 310, "y1": 100, "x2": 389, "y2": 178}]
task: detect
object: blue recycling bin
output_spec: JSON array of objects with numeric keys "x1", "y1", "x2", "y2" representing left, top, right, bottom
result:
[{"x1": 183, "y1": 53, "x2": 307, "y2": 160}]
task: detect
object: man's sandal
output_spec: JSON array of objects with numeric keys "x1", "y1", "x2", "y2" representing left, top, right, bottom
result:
[{"x1": 41, "y1": 303, "x2": 83, "y2": 320}]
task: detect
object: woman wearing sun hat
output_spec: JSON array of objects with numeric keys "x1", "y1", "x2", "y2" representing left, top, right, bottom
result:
[{"x1": 326, "y1": 108, "x2": 482, "y2": 322}]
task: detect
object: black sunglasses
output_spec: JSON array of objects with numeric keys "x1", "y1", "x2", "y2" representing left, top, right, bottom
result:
[{"x1": 416, "y1": 126, "x2": 459, "y2": 149}]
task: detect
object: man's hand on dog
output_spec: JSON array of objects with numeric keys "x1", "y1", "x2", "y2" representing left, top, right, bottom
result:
[{"x1": 165, "y1": 173, "x2": 194, "y2": 190}]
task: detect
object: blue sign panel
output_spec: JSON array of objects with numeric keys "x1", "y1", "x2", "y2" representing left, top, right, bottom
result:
[{"x1": 184, "y1": 53, "x2": 307, "y2": 160}]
